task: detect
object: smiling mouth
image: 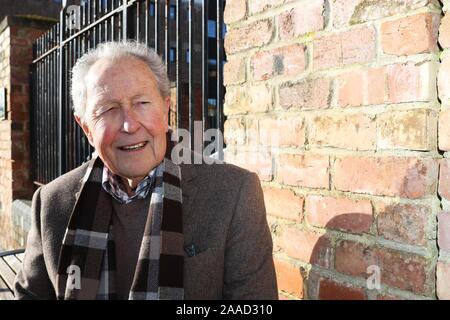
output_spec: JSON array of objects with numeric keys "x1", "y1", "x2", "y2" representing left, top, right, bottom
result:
[{"x1": 118, "y1": 141, "x2": 148, "y2": 151}]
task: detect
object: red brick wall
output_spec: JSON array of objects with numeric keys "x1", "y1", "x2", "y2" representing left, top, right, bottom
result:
[
  {"x1": 223, "y1": 0, "x2": 448, "y2": 299},
  {"x1": 0, "y1": 16, "x2": 53, "y2": 250}
]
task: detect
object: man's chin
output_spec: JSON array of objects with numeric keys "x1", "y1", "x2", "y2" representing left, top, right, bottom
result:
[{"x1": 118, "y1": 163, "x2": 160, "y2": 178}]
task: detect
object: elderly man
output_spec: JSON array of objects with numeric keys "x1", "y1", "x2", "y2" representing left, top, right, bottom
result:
[{"x1": 13, "y1": 41, "x2": 277, "y2": 300}]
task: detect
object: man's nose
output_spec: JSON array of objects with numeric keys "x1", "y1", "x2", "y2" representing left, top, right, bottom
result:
[{"x1": 121, "y1": 108, "x2": 140, "y2": 133}]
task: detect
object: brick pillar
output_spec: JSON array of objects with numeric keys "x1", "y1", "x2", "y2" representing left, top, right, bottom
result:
[{"x1": 0, "y1": 16, "x2": 55, "y2": 250}]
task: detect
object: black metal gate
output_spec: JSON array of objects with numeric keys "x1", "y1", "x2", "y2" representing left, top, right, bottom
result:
[{"x1": 31, "y1": 0, "x2": 226, "y2": 185}]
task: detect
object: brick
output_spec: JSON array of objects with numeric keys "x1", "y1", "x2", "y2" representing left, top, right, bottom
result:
[
  {"x1": 259, "y1": 117, "x2": 305, "y2": 147},
  {"x1": 248, "y1": 0, "x2": 287, "y2": 14},
  {"x1": 224, "y1": 0, "x2": 247, "y2": 24},
  {"x1": 278, "y1": 0, "x2": 325, "y2": 39},
  {"x1": 224, "y1": 55, "x2": 246, "y2": 85},
  {"x1": 224, "y1": 84, "x2": 272, "y2": 115},
  {"x1": 440, "y1": 160, "x2": 450, "y2": 200},
  {"x1": 274, "y1": 259, "x2": 304, "y2": 298},
  {"x1": 224, "y1": 86, "x2": 251, "y2": 115},
  {"x1": 378, "y1": 249, "x2": 431, "y2": 295},
  {"x1": 10, "y1": 37, "x2": 31, "y2": 47},
  {"x1": 313, "y1": 26, "x2": 376, "y2": 71},
  {"x1": 305, "y1": 195, "x2": 372, "y2": 233},
  {"x1": 331, "y1": 0, "x2": 433, "y2": 28},
  {"x1": 224, "y1": 150, "x2": 273, "y2": 181},
  {"x1": 263, "y1": 188, "x2": 304, "y2": 221},
  {"x1": 333, "y1": 156, "x2": 438, "y2": 199},
  {"x1": 438, "y1": 212, "x2": 450, "y2": 252},
  {"x1": 279, "y1": 77, "x2": 331, "y2": 110},
  {"x1": 387, "y1": 62, "x2": 436, "y2": 104},
  {"x1": 377, "y1": 109, "x2": 436, "y2": 151},
  {"x1": 313, "y1": 33, "x2": 341, "y2": 71},
  {"x1": 375, "y1": 202, "x2": 431, "y2": 246},
  {"x1": 438, "y1": 55, "x2": 450, "y2": 104},
  {"x1": 9, "y1": 45, "x2": 33, "y2": 66},
  {"x1": 336, "y1": 68, "x2": 387, "y2": 107},
  {"x1": 224, "y1": 19, "x2": 273, "y2": 54},
  {"x1": 437, "y1": 261, "x2": 450, "y2": 299},
  {"x1": 335, "y1": 240, "x2": 431, "y2": 294},
  {"x1": 376, "y1": 294, "x2": 405, "y2": 300},
  {"x1": 246, "y1": 118, "x2": 259, "y2": 147},
  {"x1": 318, "y1": 278, "x2": 366, "y2": 300},
  {"x1": 381, "y1": 13, "x2": 440, "y2": 55},
  {"x1": 439, "y1": 14, "x2": 450, "y2": 49},
  {"x1": 439, "y1": 110, "x2": 450, "y2": 151},
  {"x1": 250, "y1": 44, "x2": 306, "y2": 81},
  {"x1": 10, "y1": 67, "x2": 30, "y2": 85},
  {"x1": 224, "y1": 118, "x2": 245, "y2": 145},
  {"x1": 309, "y1": 114, "x2": 377, "y2": 150},
  {"x1": 280, "y1": 225, "x2": 332, "y2": 266},
  {"x1": 278, "y1": 154, "x2": 329, "y2": 189}
]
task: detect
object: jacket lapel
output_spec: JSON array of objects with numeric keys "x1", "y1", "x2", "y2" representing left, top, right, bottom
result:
[{"x1": 180, "y1": 165, "x2": 198, "y2": 216}]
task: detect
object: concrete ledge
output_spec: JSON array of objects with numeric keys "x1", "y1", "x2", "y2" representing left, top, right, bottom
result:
[{"x1": 11, "y1": 199, "x2": 32, "y2": 246}]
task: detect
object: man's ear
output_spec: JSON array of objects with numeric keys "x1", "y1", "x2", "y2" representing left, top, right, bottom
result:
[
  {"x1": 164, "y1": 97, "x2": 171, "y2": 125},
  {"x1": 74, "y1": 115, "x2": 94, "y2": 147}
]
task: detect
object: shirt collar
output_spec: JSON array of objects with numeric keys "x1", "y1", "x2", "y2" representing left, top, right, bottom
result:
[{"x1": 101, "y1": 165, "x2": 157, "y2": 204}]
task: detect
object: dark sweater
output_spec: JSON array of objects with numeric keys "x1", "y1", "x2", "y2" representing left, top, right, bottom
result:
[{"x1": 111, "y1": 194, "x2": 151, "y2": 300}]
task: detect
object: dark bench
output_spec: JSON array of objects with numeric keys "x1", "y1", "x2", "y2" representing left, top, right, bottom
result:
[{"x1": 0, "y1": 249, "x2": 25, "y2": 300}]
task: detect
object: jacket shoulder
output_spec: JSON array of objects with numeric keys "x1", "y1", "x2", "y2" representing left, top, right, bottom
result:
[
  {"x1": 196, "y1": 160, "x2": 258, "y2": 184},
  {"x1": 39, "y1": 161, "x2": 91, "y2": 203}
]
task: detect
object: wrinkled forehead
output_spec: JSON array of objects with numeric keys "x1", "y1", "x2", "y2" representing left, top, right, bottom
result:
[{"x1": 85, "y1": 56, "x2": 159, "y2": 97}]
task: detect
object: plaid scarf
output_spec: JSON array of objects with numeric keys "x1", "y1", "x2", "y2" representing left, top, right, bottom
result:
[{"x1": 56, "y1": 135, "x2": 184, "y2": 300}]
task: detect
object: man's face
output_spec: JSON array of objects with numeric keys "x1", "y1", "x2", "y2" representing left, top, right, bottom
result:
[{"x1": 76, "y1": 56, "x2": 170, "y2": 181}]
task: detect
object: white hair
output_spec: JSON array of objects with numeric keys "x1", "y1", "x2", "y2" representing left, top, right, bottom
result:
[{"x1": 70, "y1": 41, "x2": 170, "y2": 120}]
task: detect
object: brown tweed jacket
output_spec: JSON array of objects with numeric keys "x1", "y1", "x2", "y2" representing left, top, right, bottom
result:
[{"x1": 13, "y1": 158, "x2": 278, "y2": 300}]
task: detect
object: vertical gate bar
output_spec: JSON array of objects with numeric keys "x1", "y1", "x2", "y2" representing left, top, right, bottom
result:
[
  {"x1": 98, "y1": 0, "x2": 102, "y2": 43},
  {"x1": 202, "y1": 0, "x2": 208, "y2": 138},
  {"x1": 68, "y1": 36, "x2": 72, "y2": 171},
  {"x1": 38, "y1": 37, "x2": 42, "y2": 182},
  {"x1": 48, "y1": 26, "x2": 51, "y2": 179},
  {"x1": 123, "y1": 0, "x2": 128, "y2": 40},
  {"x1": 58, "y1": 7, "x2": 66, "y2": 175},
  {"x1": 74, "y1": 33, "x2": 78, "y2": 167},
  {"x1": 56, "y1": 24, "x2": 60, "y2": 178},
  {"x1": 176, "y1": 0, "x2": 184, "y2": 129},
  {"x1": 136, "y1": 0, "x2": 140, "y2": 40},
  {"x1": 188, "y1": 0, "x2": 193, "y2": 150},
  {"x1": 216, "y1": 0, "x2": 224, "y2": 158},
  {"x1": 50, "y1": 27, "x2": 54, "y2": 178},
  {"x1": 154, "y1": 0, "x2": 158, "y2": 52},
  {"x1": 30, "y1": 43, "x2": 35, "y2": 183},
  {"x1": 94, "y1": 0, "x2": 98, "y2": 44},
  {"x1": 145, "y1": 0, "x2": 149, "y2": 45},
  {"x1": 118, "y1": 0, "x2": 122, "y2": 41},
  {"x1": 41, "y1": 34, "x2": 44, "y2": 181},
  {"x1": 112, "y1": 0, "x2": 116, "y2": 40},
  {"x1": 44, "y1": 32, "x2": 48, "y2": 181},
  {"x1": 99, "y1": 0, "x2": 103, "y2": 43},
  {"x1": 106, "y1": 0, "x2": 110, "y2": 41},
  {"x1": 164, "y1": 0, "x2": 169, "y2": 67},
  {"x1": 70, "y1": 36, "x2": 74, "y2": 169}
]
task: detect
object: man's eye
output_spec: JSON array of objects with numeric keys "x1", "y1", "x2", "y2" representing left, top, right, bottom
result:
[
  {"x1": 139, "y1": 101, "x2": 150, "y2": 105},
  {"x1": 99, "y1": 107, "x2": 115, "y2": 115}
]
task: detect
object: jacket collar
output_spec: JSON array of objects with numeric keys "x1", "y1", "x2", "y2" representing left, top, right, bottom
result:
[{"x1": 77, "y1": 155, "x2": 200, "y2": 220}]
